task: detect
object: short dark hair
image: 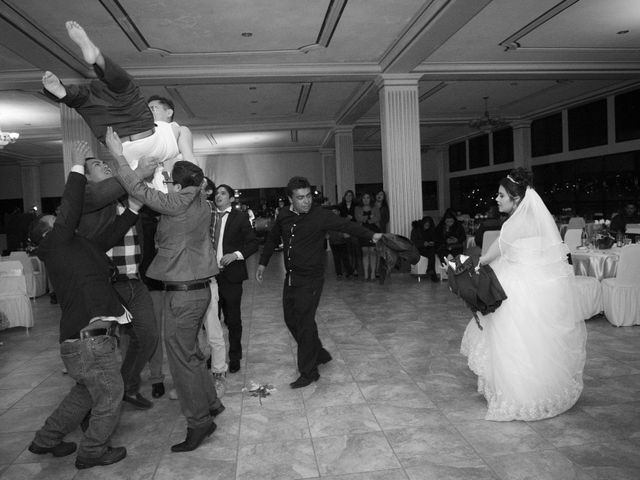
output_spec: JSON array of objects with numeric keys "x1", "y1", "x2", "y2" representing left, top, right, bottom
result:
[
  {"x1": 148, "y1": 95, "x2": 175, "y2": 121},
  {"x1": 172, "y1": 161, "x2": 203, "y2": 189},
  {"x1": 286, "y1": 176, "x2": 311, "y2": 197},
  {"x1": 203, "y1": 177, "x2": 216, "y2": 199},
  {"x1": 29, "y1": 217, "x2": 52, "y2": 246},
  {"x1": 216, "y1": 184, "x2": 234, "y2": 197}
]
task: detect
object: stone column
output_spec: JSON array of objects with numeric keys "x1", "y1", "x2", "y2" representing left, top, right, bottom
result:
[
  {"x1": 320, "y1": 148, "x2": 337, "y2": 204},
  {"x1": 377, "y1": 75, "x2": 423, "y2": 237},
  {"x1": 60, "y1": 104, "x2": 99, "y2": 177},
  {"x1": 512, "y1": 121, "x2": 531, "y2": 170},
  {"x1": 20, "y1": 160, "x2": 42, "y2": 213},
  {"x1": 334, "y1": 127, "x2": 355, "y2": 199}
]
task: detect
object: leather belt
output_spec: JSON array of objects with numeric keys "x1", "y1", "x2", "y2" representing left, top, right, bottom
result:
[
  {"x1": 164, "y1": 281, "x2": 210, "y2": 291},
  {"x1": 120, "y1": 127, "x2": 155, "y2": 143},
  {"x1": 69, "y1": 325, "x2": 118, "y2": 340}
]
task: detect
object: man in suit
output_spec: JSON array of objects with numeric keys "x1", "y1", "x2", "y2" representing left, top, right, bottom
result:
[
  {"x1": 213, "y1": 184, "x2": 259, "y2": 374},
  {"x1": 27, "y1": 143, "x2": 140, "y2": 469},
  {"x1": 105, "y1": 127, "x2": 224, "y2": 453}
]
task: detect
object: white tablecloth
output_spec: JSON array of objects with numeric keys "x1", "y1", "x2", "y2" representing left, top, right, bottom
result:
[{"x1": 571, "y1": 247, "x2": 620, "y2": 281}]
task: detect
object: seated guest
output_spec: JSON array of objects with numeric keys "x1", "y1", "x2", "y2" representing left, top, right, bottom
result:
[
  {"x1": 610, "y1": 202, "x2": 640, "y2": 236},
  {"x1": 410, "y1": 216, "x2": 438, "y2": 282},
  {"x1": 434, "y1": 209, "x2": 466, "y2": 261},
  {"x1": 27, "y1": 143, "x2": 141, "y2": 469}
]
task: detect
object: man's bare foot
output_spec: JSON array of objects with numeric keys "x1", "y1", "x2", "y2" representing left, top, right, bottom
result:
[
  {"x1": 66, "y1": 21, "x2": 101, "y2": 65},
  {"x1": 42, "y1": 71, "x2": 66, "y2": 99}
]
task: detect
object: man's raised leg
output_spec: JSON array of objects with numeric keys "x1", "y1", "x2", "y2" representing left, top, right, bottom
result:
[{"x1": 66, "y1": 21, "x2": 105, "y2": 70}]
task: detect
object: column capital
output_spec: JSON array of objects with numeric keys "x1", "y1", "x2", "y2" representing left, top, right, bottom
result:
[
  {"x1": 510, "y1": 120, "x2": 532, "y2": 130},
  {"x1": 319, "y1": 148, "x2": 335, "y2": 156},
  {"x1": 375, "y1": 74, "x2": 422, "y2": 89},
  {"x1": 334, "y1": 126, "x2": 354, "y2": 135},
  {"x1": 18, "y1": 159, "x2": 41, "y2": 167}
]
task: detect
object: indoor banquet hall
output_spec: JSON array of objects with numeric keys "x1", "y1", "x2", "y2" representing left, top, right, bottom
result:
[{"x1": 1, "y1": 1, "x2": 640, "y2": 479}]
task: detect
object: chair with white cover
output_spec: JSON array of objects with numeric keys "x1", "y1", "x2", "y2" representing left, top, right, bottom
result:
[
  {"x1": 567, "y1": 217, "x2": 586, "y2": 229},
  {"x1": 435, "y1": 253, "x2": 448, "y2": 281},
  {"x1": 602, "y1": 244, "x2": 640, "y2": 326},
  {"x1": 9, "y1": 251, "x2": 46, "y2": 298},
  {"x1": 0, "y1": 260, "x2": 34, "y2": 331},
  {"x1": 563, "y1": 228, "x2": 583, "y2": 250},
  {"x1": 481, "y1": 230, "x2": 501, "y2": 256},
  {"x1": 573, "y1": 274, "x2": 603, "y2": 321},
  {"x1": 410, "y1": 256, "x2": 429, "y2": 281}
]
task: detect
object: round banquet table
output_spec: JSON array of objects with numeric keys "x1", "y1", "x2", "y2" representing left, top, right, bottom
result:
[{"x1": 571, "y1": 247, "x2": 620, "y2": 281}]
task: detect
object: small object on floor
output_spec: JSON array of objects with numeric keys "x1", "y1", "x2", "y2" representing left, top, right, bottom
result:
[
  {"x1": 151, "y1": 382, "x2": 165, "y2": 398},
  {"x1": 122, "y1": 392, "x2": 153, "y2": 409},
  {"x1": 242, "y1": 381, "x2": 277, "y2": 405},
  {"x1": 212, "y1": 372, "x2": 226, "y2": 397},
  {"x1": 29, "y1": 441, "x2": 76, "y2": 457},
  {"x1": 171, "y1": 422, "x2": 216, "y2": 452},
  {"x1": 168, "y1": 388, "x2": 178, "y2": 400},
  {"x1": 210, "y1": 403, "x2": 225, "y2": 417},
  {"x1": 75, "y1": 446, "x2": 127, "y2": 469},
  {"x1": 229, "y1": 359, "x2": 240, "y2": 373},
  {"x1": 289, "y1": 372, "x2": 319, "y2": 389}
]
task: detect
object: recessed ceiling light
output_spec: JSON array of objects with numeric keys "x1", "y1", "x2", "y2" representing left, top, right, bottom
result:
[
  {"x1": 241, "y1": 32, "x2": 253, "y2": 37},
  {"x1": 510, "y1": 82, "x2": 518, "y2": 86},
  {"x1": 250, "y1": 100, "x2": 258, "y2": 104},
  {"x1": 249, "y1": 87, "x2": 257, "y2": 90},
  {"x1": 251, "y1": 112, "x2": 257, "y2": 115},
  {"x1": 617, "y1": 30, "x2": 629, "y2": 35}
]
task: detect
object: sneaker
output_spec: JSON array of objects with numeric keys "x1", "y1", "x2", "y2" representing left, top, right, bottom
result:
[
  {"x1": 212, "y1": 372, "x2": 226, "y2": 398},
  {"x1": 123, "y1": 393, "x2": 153, "y2": 409}
]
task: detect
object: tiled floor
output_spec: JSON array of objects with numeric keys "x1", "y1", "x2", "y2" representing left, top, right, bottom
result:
[{"x1": 1, "y1": 252, "x2": 639, "y2": 480}]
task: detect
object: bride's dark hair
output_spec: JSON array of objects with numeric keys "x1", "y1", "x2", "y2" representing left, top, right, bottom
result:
[{"x1": 500, "y1": 167, "x2": 533, "y2": 200}]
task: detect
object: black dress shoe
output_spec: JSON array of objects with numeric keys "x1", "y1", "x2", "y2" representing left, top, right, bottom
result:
[
  {"x1": 317, "y1": 349, "x2": 333, "y2": 365},
  {"x1": 290, "y1": 372, "x2": 320, "y2": 389},
  {"x1": 228, "y1": 359, "x2": 241, "y2": 373},
  {"x1": 29, "y1": 441, "x2": 77, "y2": 457},
  {"x1": 171, "y1": 422, "x2": 217, "y2": 452},
  {"x1": 152, "y1": 382, "x2": 165, "y2": 398},
  {"x1": 75, "y1": 446, "x2": 127, "y2": 469},
  {"x1": 123, "y1": 393, "x2": 153, "y2": 409},
  {"x1": 210, "y1": 403, "x2": 225, "y2": 417}
]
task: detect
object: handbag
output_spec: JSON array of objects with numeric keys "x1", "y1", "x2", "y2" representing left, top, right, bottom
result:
[{"x1": 446, "y1": 255, "x2": 507, "y2": 330}]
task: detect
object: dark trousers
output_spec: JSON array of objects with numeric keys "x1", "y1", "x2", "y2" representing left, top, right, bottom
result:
[
  {"x1": 282, "y1": 277, "x2": 325, "y2": 378},
  {"x1": 114, "y1": 279, "x2": 158, "y2": 396},
  {"x1": 52, "y1": 55, "x2": 154, "y2": 143},
  {"x1": 217, "y1": 278, "x2": 244, "y2": 363},
  {"x1": 346, "y1": 236, "x2": 362, "y2": 275},
  {"x1": 330, "y1": 243, "x2": 352, "y2": 276},
  {"x1": 164, "y1": 288, "x2": 221, "y2": 429},
  {"x1": 418, "y1": 246, "x2": 437, "y2": 273}
]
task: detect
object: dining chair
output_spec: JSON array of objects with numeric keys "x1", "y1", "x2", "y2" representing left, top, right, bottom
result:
[
  {"x1": 481, "y1": 230, "x2": 500, "y2": 256},
  {"x1": 410, "y1": 256, "x2": 429, "y2": 281},
  {"x1": 0, "y1": 260, "x2": 34, "y2": 332},
  {"x1": 601, "y1": 244, "x2": 640, "y2": 326},
  {"x1": 563, "y1": 228, "x2": 583, "y2": 250},
  {"x1": 9, "y1": 251, "x2": 47, "y2": 298},
  {"x1": 567, "y1": 217, "x2": 586, "y2": 229}
]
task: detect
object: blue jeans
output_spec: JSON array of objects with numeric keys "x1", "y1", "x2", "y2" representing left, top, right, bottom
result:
[
  {"x1": 34, "y1": 336, "x2": 123, "y2": 458},
  {"x1": 164, "y1": 288, "x2": 222, "y2": 429},
  {"x1": 114, "y1": 279, "x2": 158, "y2": 395}
]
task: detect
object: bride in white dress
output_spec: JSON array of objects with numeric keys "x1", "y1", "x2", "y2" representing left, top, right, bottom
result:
[{"x1": 461, "y1": 168, "x2": 587, "y2": 421}]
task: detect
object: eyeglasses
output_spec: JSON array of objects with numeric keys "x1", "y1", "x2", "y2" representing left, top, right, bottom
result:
[{"x1": 163, "y1": 180, "x2": 175, "y2": 185}]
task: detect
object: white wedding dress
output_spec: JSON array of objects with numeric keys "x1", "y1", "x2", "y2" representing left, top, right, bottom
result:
[{"x1": 461, "y1": 188, "x2": 587, "y2": 421}]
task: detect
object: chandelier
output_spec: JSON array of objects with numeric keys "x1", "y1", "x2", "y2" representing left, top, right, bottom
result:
[
  {"x1": 0, "y1": 128, "x2": 20, "y2": 149},
  {"x1": 469, "y1": 96, "x2": 507, "y2": 132}
]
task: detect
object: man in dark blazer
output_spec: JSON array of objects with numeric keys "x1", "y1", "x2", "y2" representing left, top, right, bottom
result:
[
  {"x1": 213, "y1": 184, "x2": 259, "y2": 374},
  {"x1": 27, "y1": 143, "x2": 139, "y2": 469}
]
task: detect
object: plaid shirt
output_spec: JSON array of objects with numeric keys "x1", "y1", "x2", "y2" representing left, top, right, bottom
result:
[{"x1": 106, "y1": 203, "x2": 141, "y2": 278}]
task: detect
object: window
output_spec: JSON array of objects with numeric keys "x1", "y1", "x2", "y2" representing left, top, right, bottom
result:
[
  {"x1": 469, "y1": 134, "x2": 489, "y2": 169},
  {"x1": 493, "y1": 127, "x2": 513, "y2": 164},
  {"x1": 449, "y1": 141, "x2": 466, "y2": 172},
  {"x1": 615, "y1": 89, "x2": 640, "y2": 143},
  {"x1": 531, "y1": 113, "x2": 562, "y2": 157},
  {"x1": 568, "y1": 99, "x2": 607, "y2": 151}
]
